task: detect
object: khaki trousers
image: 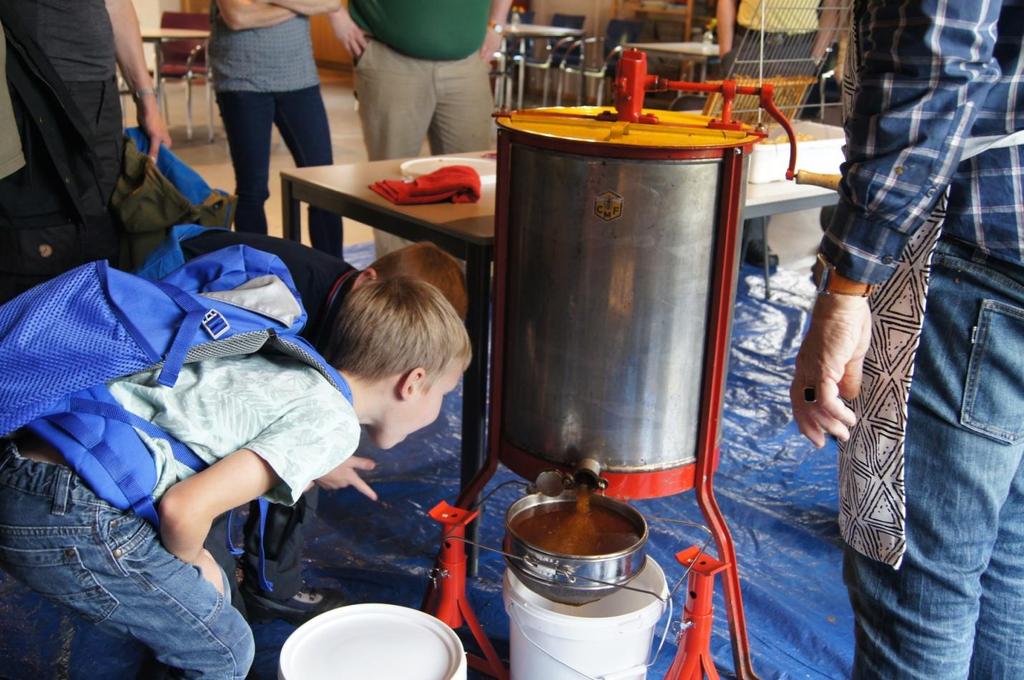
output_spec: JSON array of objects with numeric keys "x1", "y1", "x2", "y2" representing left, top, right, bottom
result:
[{"x1": 355, "y1": 40, "x2": 494, "y2": 256}]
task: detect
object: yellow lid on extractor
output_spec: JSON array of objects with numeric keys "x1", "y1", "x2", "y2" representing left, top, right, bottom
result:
[{"x1": 496, "y1": 106, "x2": 764, "y2": 150}]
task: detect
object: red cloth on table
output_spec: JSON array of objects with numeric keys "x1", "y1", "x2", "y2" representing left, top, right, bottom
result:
[{"x1": 369, "y1": 165, "x2": 481, "y2": 205}]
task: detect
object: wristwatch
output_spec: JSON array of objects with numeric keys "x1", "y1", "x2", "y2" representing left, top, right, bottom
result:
[
  {"x1": 487, "y1": 20, "x2": 503, "y2": 34},
  {"x1": 812, "y1": 253, "x2": 874, "y2": 297}
]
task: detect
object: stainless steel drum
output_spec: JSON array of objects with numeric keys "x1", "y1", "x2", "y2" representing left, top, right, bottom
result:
[
  {"x1": 502, "y1": 148, "x2": 729, "y2": 473},
  {"x1": 494, "y1": 108, "x2": 758, "y2": 497}
]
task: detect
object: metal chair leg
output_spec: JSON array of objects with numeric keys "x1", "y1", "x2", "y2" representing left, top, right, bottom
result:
[
  {"x1": 596, "y1": 77, "x2": 605, "y2": 107},
  {"x1": 556, "y1": 67, "x2": 564, "y2": 106},
  {"x1": 541, "y1": 69, "x2": 550, "y2": 107},
  {"x1": 186, "y1": 77, "x2": 194, "y2": 141},
  {"x1": 160, "y1": 79, "x2": 170, "y2": 128},
  {"x1": 206, "y1": 76, "x2": 215, "y2": 142},
  {"x1": 492, "y1": 53, "x2": 505, "y2": 109},
  {"x1": 516, "y1": 56, "x2": 525, "y2": 110}
]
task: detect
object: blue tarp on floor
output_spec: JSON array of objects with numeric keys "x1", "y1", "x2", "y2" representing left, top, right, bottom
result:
[{"x1": 0, "y1": 251, "x2": 854, "y2": 679}]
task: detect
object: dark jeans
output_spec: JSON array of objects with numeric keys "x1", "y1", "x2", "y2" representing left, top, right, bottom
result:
[{"x1": 216, "y1": 86, "x2": 342, "y2": 256}]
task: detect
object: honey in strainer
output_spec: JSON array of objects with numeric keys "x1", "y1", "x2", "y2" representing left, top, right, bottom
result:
[{"x1": 510, "y1": 488, "x2": 640, "y2": 556}]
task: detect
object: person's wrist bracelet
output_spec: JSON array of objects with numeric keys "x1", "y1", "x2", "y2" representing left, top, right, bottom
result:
[
  {"x1": 487, "y1": 20, "x2": 503, "y2": 34},
  {"x1": 133, "y1": 87, "x2": 158, "y2": 100}
]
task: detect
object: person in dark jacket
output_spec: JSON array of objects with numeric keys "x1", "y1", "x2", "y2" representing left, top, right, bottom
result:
[{"x1": 0, "y1": 1, "x2": 170, "y2": 303}]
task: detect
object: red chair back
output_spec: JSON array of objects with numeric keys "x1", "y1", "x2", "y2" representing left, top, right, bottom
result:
[{"x1": 159, "y1": 11, "x2": 209, "y2": 74}]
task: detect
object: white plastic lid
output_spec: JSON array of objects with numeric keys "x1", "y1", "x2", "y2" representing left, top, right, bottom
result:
[{"x1": 279, "y1": 603, "x2": 467, "y2": 680}]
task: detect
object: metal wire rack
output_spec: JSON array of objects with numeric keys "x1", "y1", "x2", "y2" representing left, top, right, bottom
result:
[{"x1": 704, "y1": 0, "x2": 852, "y2": 125}]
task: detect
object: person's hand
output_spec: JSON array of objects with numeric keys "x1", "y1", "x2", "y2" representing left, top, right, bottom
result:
[
  {"x1": 136, "y1": 94, "x2": 171, "y2": 161},
  {"x1": 480, "y1": 26, "x2": 502, "y2": 60},
  {"x1": 790, "y1": 293, "x2": 872, "y2": 448},
  {"x1": 331, "y1": 9, "x2": 368, "y2": 58},
  {"x1": 193, "y1": 548, "x2": 226, "y2": 595},
  {"x1": 316, "y1": 456, "x2": 377, "y2": 500}
]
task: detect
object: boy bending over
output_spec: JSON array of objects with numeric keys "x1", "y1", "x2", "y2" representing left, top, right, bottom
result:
[
  {"x1": 0, "y1": 277, "x2": 470, "y2": 678},
  {"x1": 162, "y1": 230, "x2": 468, "y2": 623}
]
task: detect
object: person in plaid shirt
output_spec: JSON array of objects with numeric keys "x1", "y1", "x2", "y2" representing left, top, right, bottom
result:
[{"x1": 790, "y1": 1, "x2": 1024, "y2": 677}]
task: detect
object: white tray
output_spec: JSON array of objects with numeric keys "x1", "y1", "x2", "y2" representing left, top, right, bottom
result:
[{"x1": 399, "y1": 156, "x2": 497, "y2": 184}]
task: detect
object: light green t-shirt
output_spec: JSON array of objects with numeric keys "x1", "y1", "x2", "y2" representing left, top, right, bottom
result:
[{"x1": 108, "y1": 353, "x2": 360, "y2": 506}]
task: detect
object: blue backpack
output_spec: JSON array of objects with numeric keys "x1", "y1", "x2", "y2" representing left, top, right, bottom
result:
[{"x1": 0, "y1": 245, "x2": 351, "y2": 589}]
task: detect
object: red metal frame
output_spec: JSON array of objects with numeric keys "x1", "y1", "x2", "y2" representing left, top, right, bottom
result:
[
  {"x1": 500, "y1": 439, "x2": 699, "y2": 499},
  {"x1": 675, "y1": 145, "x2": 759, "y2": 680},
  {"x1": 667, "y1": 547, "x2": 729, "y2": 679}
]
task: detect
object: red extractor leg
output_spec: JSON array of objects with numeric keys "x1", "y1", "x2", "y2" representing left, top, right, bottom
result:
[{"x1": 423, "y1": 501, "x2": 508, "y2": 680}]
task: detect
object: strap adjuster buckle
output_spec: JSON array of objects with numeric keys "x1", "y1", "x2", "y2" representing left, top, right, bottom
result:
[{"x1": 201, "y1": 309, "x2": 230, "y2": 339}]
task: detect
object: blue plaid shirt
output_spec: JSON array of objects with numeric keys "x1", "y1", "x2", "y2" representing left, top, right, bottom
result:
[{"x1": 824, "y1": 0, "x2": 1024, "y2": 283}]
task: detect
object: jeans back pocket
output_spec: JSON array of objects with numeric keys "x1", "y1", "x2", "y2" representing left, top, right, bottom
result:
[
  {"x1": 961, "y1": 299, "x2": 1024, "y2": 444},
  {"x1": 0, "y1": 544, "x2": 119, "y2": 623}
]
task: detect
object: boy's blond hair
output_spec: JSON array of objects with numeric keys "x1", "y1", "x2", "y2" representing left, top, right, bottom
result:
[
  {"x1": 325, "y1": 277, "x2": 471, "y2": 383},
  {"x1": 370, "y1": 242, "x2": 468, "y2": 321}
]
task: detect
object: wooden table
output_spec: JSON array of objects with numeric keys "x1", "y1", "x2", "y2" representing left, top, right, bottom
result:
[
  {"x1": 281, "y1": 154, "x2": 495, "y2": 562},
  {"x1": 141, "y1": 27, "x2": 211, "y2": 41}
]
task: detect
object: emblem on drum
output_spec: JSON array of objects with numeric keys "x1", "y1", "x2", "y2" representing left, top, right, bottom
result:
[{"x1": 594, "y1": 191, "x2": 623, "y2": 221}]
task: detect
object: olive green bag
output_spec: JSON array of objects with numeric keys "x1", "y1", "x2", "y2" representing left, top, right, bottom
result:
[{"x1": 110, "y1": 135, "x2": 236, "y2": 269}]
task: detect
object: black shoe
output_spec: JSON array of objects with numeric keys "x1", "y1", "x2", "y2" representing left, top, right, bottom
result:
[
  {"x1": 744, "y1": 239, "x2": 780, "y2": 268},
  {"x1": 241, "y1": 585, "x2": 347, "y2": 626}
]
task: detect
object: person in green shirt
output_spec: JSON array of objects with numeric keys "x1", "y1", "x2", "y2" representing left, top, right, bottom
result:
[{"x1": 330, "y1": 0, "x2": 511, "y2": 254}]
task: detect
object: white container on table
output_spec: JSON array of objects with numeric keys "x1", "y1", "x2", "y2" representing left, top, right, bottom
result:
[{"x1": 748, "y1": 120, "x2": 845, "y2": 184}]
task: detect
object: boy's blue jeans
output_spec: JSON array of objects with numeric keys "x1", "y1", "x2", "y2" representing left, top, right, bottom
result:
[
  {"x1": 845, "y1": 238, "x2": 1024, "y2": 679},
  {"x1": 0, "y1": 443, "x2": 254, "y2": 679}
]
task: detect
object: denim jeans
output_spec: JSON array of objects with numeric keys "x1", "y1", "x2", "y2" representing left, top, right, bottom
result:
[
  {"x1": 216, "y1": 86, "x2": 342, "y2": 256},
  {"x1": 844, "y1": 237, "x2": 1024, "y2": 679},
  {"x1": 0, "y1": 443, "x2": 254, "y2": 679}
]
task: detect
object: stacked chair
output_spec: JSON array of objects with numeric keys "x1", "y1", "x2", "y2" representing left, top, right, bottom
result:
[
  {"x1": 556, "y1": 19, "x2": 643, "y2": 107},
  {"x1": 514, "y1": 13, "x2": 586, "y2": 108},
  {"x1": 157, "y1": 11, "x2": 213, "y2": 142}
]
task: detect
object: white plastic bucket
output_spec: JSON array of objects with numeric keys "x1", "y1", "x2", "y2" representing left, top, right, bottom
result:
[
  {"x1": 278, "y1": 603, "x2": 467, "y2": 680},
  {"x1": 503, "y1": 556, "x2": 668, "y2": 680}
]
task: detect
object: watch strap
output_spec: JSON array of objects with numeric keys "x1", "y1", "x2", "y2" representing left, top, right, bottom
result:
[{"x1": 812, "y1": 253, "x2": 874, "y2": 297}]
